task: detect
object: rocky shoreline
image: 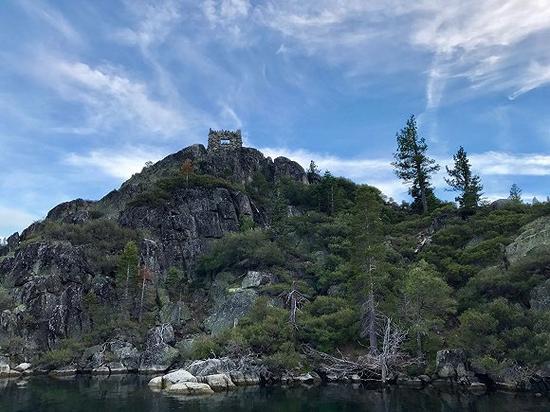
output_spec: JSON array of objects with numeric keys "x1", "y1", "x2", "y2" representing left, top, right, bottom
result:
[{"x1": 2, "y1": 350, "x2": 549, "y2": 398}]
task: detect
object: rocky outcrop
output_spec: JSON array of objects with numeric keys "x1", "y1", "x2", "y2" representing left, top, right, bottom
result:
[
  {"x1": 282, "y1": 371, "x2": 322, "y2": 385},
  {"x1": 229, "y1": 370, "x2": 261, "y2": 386},
  {"x1": 241, "y1": 271, "x2": 274, "y2": 289},
  {"x1": 119, "y1": 186, "x2": 255, "y2": 275},
  {"x1": 506, "y1": 216, "x2": 550, "y2": 264},
  {"x1": 0, "y1": 241, "x2": 95, "y2": 349},
  {"x1": 46, "y1": 199, "x2": 95, "y2": 224},
  {"x1": 273, "y1": 157, "x2": 308, "y2": 184},
  {"x1": 204, "y1": 288, "x2": 258, "y2": 335},
  {"x1": 148, "y1": 368, "x2": 228, "y2": 395},
  {"x1": 199, "y1": 373, "x2": 236, "y2": 391},
  {"x1": 436, "y1": 349, "x2": 468, "y2": 379},
  {"x1": 79, "y1": 339, "x2": 140, "y2": 374},
  {"x1": 139, "y1": 325, "x2": 179, "y2": 373},
  {"x1": 0, "y1": 141, "x2": 309, "y2": 358}
]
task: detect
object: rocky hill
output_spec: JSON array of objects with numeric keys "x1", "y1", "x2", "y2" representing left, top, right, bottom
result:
[
  {"x1": 0, "y1": 142, "x2": 308, "y2": 369},
  {"x1": 0, "y1": 139, "x2": 549, "y2": 392}
]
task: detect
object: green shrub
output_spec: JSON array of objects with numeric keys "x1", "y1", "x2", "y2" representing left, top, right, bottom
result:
[{"x1": 37, "y1": 339, "x2": 85, "y2": 368}]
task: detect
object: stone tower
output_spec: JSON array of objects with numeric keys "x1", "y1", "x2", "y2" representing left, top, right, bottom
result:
[{"x1": 207, "y1": 129, "x2": 243, "y2": 152}]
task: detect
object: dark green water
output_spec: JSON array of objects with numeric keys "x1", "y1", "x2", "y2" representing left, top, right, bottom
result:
[{"x1": 0, "y1": 375, "x2": 548, "y2": 412}]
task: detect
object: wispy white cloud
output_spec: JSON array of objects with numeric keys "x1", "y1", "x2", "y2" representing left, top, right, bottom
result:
[
  {"x1": 252, "y1": 1, "x2": 550, "y2": 107},
  {"x1": 0, "y1": 205, "x2": 39, "y2": 238},
  {"x1": 413, "y1": 0, "x2": 550, "y2": 108},
  {"x1": 508, "y1": 62, "x2": 550, "y2": 100},
  {"x1": 469, "y1": 152, "x2": 550, "y2": 176},
  {"x1": 260, "y1": 146, "x2": 550, "y2": 200},
  {"x1": 17, "y1": 0, "x2": 81, "y2": 43},
  {"x1": 65, "y1": 147, "x2": 167, "y2": 180},
  {"x1": 202, "y1": 0, "x2": 252, "y2": 45},
  {"x1": 32, "y1": 55, "x2": 187, "y2": 137},
  {"x1": 114, "y1": 0, "x2": 182, "y2": 49}
]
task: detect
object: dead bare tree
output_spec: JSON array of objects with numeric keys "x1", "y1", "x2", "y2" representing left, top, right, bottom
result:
[
  {"x1": 283, "y1": 282, "x2": 309, "y2": 328},
  {"x1": 304, "y1": 314, "x2": 412, "y2": 383},
  {"x1": 377, "y1": 317, "x2": 409, "y2": 382},
  {"x1": 359, "y1": 196, "x2": 380, "y2": 355}
]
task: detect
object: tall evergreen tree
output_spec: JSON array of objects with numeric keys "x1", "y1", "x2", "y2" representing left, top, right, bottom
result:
[
  {"x1": 352, "y1": 187, "x2": 387, "y2": 354},
  {"x1": 116, "y1": 241, "x2": 139, "y2": 310},
  {"x1": 509, "y1": 183, "x2": 522, "y2": 203},
  {"x1": 445, "y1": 146, "x2": 483, "y2": 214},
  {"x1": 392, "y1": 115, "x2": 440, "y2": 214}
]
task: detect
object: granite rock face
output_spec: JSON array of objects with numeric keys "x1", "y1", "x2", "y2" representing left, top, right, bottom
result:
[
  {"x1": 0, "y1": 142, "x2": 308, "y2": 360},
  {"x1": 139, "y1": 325, "x2": 179, "y2": 373},
  {"x1": 79, "y1": 339, "x2": 140, "y2": 374},
  {"x1": 0, "y1": 241, "x2": 96, "y2": 349},
  {"x1": 118, "y1": 186, "x2": 254, "y2": 276},
  {"x1": 204, "y1": 288, "x2": 258, "y2": 335}
]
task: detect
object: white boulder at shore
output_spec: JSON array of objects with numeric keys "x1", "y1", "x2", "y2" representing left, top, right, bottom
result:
[
  {"x1": 166, "y1": 382, "x2": 215, "y2": 395},
  {"x1": 163, "y1": 369, "x2": 198, "y2": 385},
  {"x1": 148, "y1": 368, "x2": 244, "y2": 395},
  {"x1": 199, "y1": 373, "x2": 236, "y2": 391},
  {"x1": 14, "y1": 363, "x2": 32, "y2": 373}
]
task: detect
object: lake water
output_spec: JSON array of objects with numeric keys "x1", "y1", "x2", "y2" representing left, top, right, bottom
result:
[{"x1": 0, "y1": 375, "x2": 548, "y2": 412}]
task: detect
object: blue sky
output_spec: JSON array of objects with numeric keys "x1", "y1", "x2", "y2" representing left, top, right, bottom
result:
[{"x1": 1, "y1": 0, "x2": 550, "y2": 238}]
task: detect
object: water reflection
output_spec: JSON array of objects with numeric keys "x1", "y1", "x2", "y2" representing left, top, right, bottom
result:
[{"x1": 0, "y1": 375, "x2": 548, "y2": 412}]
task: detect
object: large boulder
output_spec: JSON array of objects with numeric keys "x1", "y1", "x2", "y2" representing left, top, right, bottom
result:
[
  {"x1": 229, "y1": 370, "x2": 261, "y2": 386},
  {"x1": 241, "y1": 271, "x2": 274, "y2": 289},
  {"x1": 162, "y1": 369, "x2": 197, "y2": 385},
  {"x1": 165, "y1": 381, "x2": 214, "y2": 395},
  {"x1": 199, "y1": 373, "x2": 236, "y2": 391},
  {"x1": 139, "y1": 325, "x2": 179, "y2": 373},
  {"x1": 436, "y1": 349, "x2": 468, "y2": 379}
]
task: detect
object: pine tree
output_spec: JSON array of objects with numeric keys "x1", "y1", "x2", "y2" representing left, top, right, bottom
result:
[
  {"x1": 445, "y1": 146, "x2": 483, "y2": 215},
  {"x1": 307, "y1": 160, "x2": 320, "y2": 182},
  {"x1": 509, "y1": 184, "x2": 522, "y2": 203},
  {"x1": 116, "y1": 241, "x2": 139, "y2": 311},
  {"x1": 352, "y1": 187, "x2": 386, "y2": 354},
  {"x1": 401, "y1": 260, "x2": 456, "y2": 358},
  {"x1": 392, "y1": 115, "x2": 440, "y2": 214}
]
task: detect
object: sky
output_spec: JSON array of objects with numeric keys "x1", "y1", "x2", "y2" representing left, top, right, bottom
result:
[{"x1": 1, "y1": 0, "x2": 550, "y2": 239}]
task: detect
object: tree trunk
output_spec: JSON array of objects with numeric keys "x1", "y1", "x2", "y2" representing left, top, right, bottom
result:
[
  {"x1": 420, "y1": 184, "x2": 428, "y2": 214},
  {"x1": 124, "y1": 264, "x2": 130, "y2": 307},
  {"x1": 139, "y1": 276, "x2": 146, "y2": 323},
  {"x1": 416, "y1": 330, "x2": 423, "y2": 359},
  {"x1": 367, "y1": 291, "x2": 378, "y2": 355}
]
